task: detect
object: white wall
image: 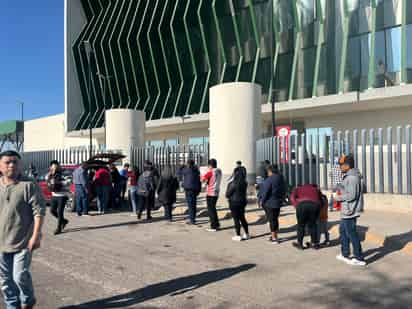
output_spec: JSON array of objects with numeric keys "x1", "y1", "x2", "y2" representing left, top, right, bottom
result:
[{"x1": 24, "y1": 114, "x2": 99, "y2": 152}]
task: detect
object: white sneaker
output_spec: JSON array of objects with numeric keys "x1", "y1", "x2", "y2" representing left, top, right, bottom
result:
[
  {"x1": 242, "y1": 233, "x2": 250, "y2": 240},
  {"x1": 232, "y1": 236, "x2": 242, "y2": 241},
  {"x1": 206, "y1": 228, "x2": 218, "y2": 232},
  {"x1": 348, "y1": 258, "x2": 367, "y2": 266},
  {"x1": 336, "y1": 254, "x2": 352, "y2": 264}
]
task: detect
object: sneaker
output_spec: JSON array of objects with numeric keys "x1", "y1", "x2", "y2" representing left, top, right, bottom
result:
[
  {"x1": 82, "y1": 214, "x2": 90, "y2": 217},
  {"x1": 206, "y1": 228, "x2": 218, "y2": 232},
  {"x1": 62, "y1": 219, "x2": 69, "y2": 231},
  {"x1": 322, "y1": 240, "x2": 331, "y2": 247},
  {"x1": 232, "y1": 236, "x2": 242, "y2": 241},
  {"x1": 242, "y1": 233, "x2": 250, "y2": 240},
  {"x1": 348, "y1": 258, "x2": 367, "y2": 266},
  {"x1": 53, "y1": 229, "x2": 62, "y2": 235},
  {"x1": 292, "y1": 242, "x2": 305, "y2": 250},
  {"x1": 336, "y1": 254, "x2": 352, "y2": 264},
  {"x1": 269, "y1": 237, "x2": 280, "y2": 244}
]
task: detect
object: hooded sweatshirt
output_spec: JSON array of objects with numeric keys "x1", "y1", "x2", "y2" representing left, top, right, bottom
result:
[{"x1": 335, "y1": 168, "x2": 364, "y2": 219}]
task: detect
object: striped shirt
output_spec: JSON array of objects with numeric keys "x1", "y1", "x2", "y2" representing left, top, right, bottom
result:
[{"x1": 202, "y1": 168, "x2": 222, "y2": 197}]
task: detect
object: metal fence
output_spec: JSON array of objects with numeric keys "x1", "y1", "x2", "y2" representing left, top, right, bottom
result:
[
  {"x1": 130, "y1": 144, "x2": 209, "y2": 175},
  {"x1": 257, "y1": 126, "x2": 412, "y2": 195}
]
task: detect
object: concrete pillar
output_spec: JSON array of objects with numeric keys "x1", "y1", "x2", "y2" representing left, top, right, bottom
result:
[
  {"x1": 209, "y1": 82, "x2": 262, "y2": 188},
  {"x1": 105, "y1": 109, "x2": 145, "y2": 161}
]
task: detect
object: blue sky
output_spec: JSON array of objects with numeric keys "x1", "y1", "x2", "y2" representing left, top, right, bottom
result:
[{"x1": 0, "y1": 1, "x2": 64, "y2": 122}]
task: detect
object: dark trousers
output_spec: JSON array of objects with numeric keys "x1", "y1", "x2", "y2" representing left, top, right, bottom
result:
[
  {"x1": 296, "y1": 201, "x2": 320, "y2": 245},
  {"x1": 137, "y1": 194, "x2": 152, "y2": 219},
  {"x1": 340, "y1": 218, "x2": 363, "y2": 260},
  {"x1": 264, "y1": 207, "x2": 280, "y2": 233},
  {"x1": 185, "y1": 190, "x2": 197, "y2": 223},
  {"x1": 229, "y1": 202, "x2": 249, "y2": 236},
  {"x1": 163, "y1": 203, "x2": 173, "y2": 221},
  {"x1": 206, "y1": 196, "x2": 220, "y2": 229},
  {"x1": 112, "y1": 183, "x2": 122, "y2": 208},
  {"x1": 75, "y1": 185, "x2": 88, "y2": 215},
  {"x1": 50, "y1": 196, "x2": 68, "y2": 230}
]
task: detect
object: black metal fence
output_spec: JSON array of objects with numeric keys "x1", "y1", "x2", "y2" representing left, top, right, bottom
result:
[{"x1": 257, "y1": 126, "x2": 412, "y2": 195}]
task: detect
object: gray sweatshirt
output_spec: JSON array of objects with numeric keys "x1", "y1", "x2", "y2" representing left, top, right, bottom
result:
[
  {"x1": 335, "y1": 168, "x2": 364, "y2": 219},
  {"x1": 0, "y1": 176, "x2": 46, "y2": 253}
]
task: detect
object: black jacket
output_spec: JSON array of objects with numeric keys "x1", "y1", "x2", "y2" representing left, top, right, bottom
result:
[
  {"x1": 226, "y1": 180, "x2": 248, "y2": 206},
  {"x1": 157, "y1": 176, "x2": 179, "y2": 205},
  {"x1": 258, "y1": 173, "x2": 286, "y2": 209},
  {"x1": 178, "y1": 167, "x2": 201, "y2": 194}
]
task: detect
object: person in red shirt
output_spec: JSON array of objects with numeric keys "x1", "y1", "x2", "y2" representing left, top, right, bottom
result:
[
  {"x1": 128, "y1": 166, "x2": 140, "y2": 217},
  {"x1": 201, "y1": 159, "x2": 222, "y2": 232},
  {"x1": 290, "y1": 184, "x2": 323, "y2": 250},
  {"x1": 94, "y1": 167, "x2": 111, "y2": 215}
]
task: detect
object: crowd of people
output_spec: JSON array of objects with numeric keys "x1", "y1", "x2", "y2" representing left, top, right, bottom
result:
[{"x1": 0, "y1": 149, "x2": 366, "y2": 308}]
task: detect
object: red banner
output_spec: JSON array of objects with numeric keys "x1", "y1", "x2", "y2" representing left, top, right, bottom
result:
[{"x1": 276, "y1": 126, "x2": 291, "y2": 163}]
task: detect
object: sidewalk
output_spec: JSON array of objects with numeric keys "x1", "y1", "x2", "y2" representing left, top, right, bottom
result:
[{"x1": 172, "y1": 193, "x2": 412, "y2": 258}]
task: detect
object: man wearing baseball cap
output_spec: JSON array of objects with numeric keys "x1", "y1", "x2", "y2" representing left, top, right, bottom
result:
[{"x1": 335, "y1": 154, "x2": 366, "y2": 266}]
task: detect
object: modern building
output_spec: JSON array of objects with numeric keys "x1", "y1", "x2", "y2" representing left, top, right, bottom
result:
[{"x1": 25, "y1": 0, "x2": 412, "y2": 151}]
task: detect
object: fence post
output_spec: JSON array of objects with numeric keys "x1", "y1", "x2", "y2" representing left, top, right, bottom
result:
[
  {"x1": 387, "y1": 127, "x2": 393, "y2": 194},
  {"x1": 288, "y1": 134, "x2": 292, "y2": 188},
  {"x1": 361, "y1": 129, "x2": 367, "y2": 191},
  {"x1": 369, "y1": 129, "x2": 375, "y2": 193},
  {"x1": 308, "y1": 134, "x2": 313, "y2": 184},
  {"x1": 301, "y1": 134, "x2": 306, "y2": 185},
  {"x1": 295, "y1": 134, "x2": 300, "y2": 186},
  {"x1": 353, "y1": 129, "x2": 358, "y2": 167},
  {"x1": 378, "y1": 128, "x2": 384, "y2": 193},
  {"x1": 406, "y1": 125, "x2": 411, "y2": 195},
  {"x1": 315, "y1": 133, "x2": 320, "y2": 187},
  {"x1": 397, "y1": 126, "x2": 403, "y2": 194},
  {"x1": 322, "y1": 134, "x2": 328, "y2": 190},
  {"x1": 337, "y1": 131, "x2": 342, "y2": 156},
  {"x1": 344, "y1": 130, "x2": 350, "y2": 155}
]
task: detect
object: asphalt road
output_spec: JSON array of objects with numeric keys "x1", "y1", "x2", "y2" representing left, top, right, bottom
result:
[{"x1": 1, "y1": 204, "x2": 412, "y2": 309}]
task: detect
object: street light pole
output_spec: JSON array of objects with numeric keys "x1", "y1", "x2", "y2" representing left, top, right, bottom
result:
[{"x1": 84, "y1": 41, "x2": 93, "y2": 159}]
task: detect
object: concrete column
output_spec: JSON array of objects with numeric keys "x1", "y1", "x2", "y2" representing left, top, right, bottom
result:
[
  {"x1": 209, "y1": 82, "x2": 262, "y2": 188},
  {"x1": 105, "y1": 109, "x2": 145, "y2": 161}
]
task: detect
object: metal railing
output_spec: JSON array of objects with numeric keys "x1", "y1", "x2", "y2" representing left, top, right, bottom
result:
[{"x1": 257, "y1": 126, "x2": 412, "y2": 195}]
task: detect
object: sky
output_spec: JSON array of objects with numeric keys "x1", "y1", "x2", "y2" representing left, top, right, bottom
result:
[{"x1": 0, "y1": 1, "x2": 64, "y2": 122}]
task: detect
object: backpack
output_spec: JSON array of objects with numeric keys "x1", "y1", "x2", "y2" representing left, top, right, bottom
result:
[{"x1": 137, "y1": 171, "x2": 155, "y2": 197}]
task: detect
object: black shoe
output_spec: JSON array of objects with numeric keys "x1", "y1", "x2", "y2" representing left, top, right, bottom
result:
[
  {"x1": 322, "y1": 240, "x2": 331, "y2": 247},
  {"x1": 293, "y1": 242, "x2": 305, "y2": 250},
  {"x1": 62, "y1": 219, "x2": 69, "y2": 230},
  {"x1": 54, "y1": 229, "x2": 62, "y2": 235},
  {"x1": 313, "y1": 244, "x2": 321, "y2": 250}
]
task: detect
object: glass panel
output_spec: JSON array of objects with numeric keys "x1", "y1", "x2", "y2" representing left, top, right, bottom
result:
[
  {"x1": 406, "y1": 25, "x2": 412, "y2": 83},
  {"x1": 374, "y1": 30, "x2": 386, "y2": 87},
  {"x1": 385, "y1": 26, "x2": 401, "y2": 73},
  {"x1": 165, "y1": 139, "x2": 179, "y2": 146},
  {"x1": 297, "y1": 0, "x2": 315, "y2": 28},
  {"x1": 148, "y1": 140, "x2": 163, "y2": 148},
  {"x1": 188, "y1": 137, "x2": 207, "y2": 145},
  {"x1": 274, "y1": 52, "x2": 293, "y2": 101},
  {"x1": 293, "y1": 47, "x2": 316, "y2": 99}
]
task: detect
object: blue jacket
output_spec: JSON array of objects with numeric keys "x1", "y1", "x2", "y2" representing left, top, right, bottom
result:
[
  {"x1": 178, "y1": 167, "x2": 201, "y2": 194},
  {"x1": 258, "y1": 173, "x2": 285, "y2": 209}
]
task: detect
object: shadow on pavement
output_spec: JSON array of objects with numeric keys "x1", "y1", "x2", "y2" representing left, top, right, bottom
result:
[
  {"x1": 364, "y1": 230, "x2": 412, "y2": 264},
  {"x1": 59, "y1": 264, "x2": 256, "y2": 309}
]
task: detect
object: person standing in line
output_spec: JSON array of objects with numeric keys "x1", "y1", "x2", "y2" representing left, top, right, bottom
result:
[
  {"x1": 0, "y1": 150, "x2": 45, "y2": 309},
  {"x1": 94, "y1": 166, "x2": 111, "y2": 215},
  {"x1": 110, "y1": 164, "x2": 122, "y2": 209},
  {"x1": 119, "y1": 163, "x2": 129, "y2": 202},
  {"x1": 256, "y1": 160, "x2": 270, "y2": 197},
  {"x1": 46, "y1": 160, "x2": 69, "y2": 235},
  {"x1": 157, "y1": 166, "x2": 179, "y2": 221},
  {"x1": 137, "y1": 163, "x2": 156, "y2": 220},
  {"x1": 178, "y1": 160, "x2": 201, "y2": 225},
  {"x1": 73, "y1": 163, "x2": 89, "y2": 216},
  {"x1": 258, "y1": 165, "x2": 285, "y2": 244},
  {"x1": 226, "y1": 168, "x2": 249, "y2": 241},
  {"x1": 128, "y1": 166, "x2": 140, "y2": 217},
  {"x1": 335, "y1": 154, "x2": 366, "y2": 266},
  {"x1": 235, "y1": 161, "x2": 247, "y2": 180},
  {"x1": 202, "y1": 159, "x2": 222, "y2": 232},
  {"x1": 290, "y1": 184, "x2": 323, "y2": 250}
]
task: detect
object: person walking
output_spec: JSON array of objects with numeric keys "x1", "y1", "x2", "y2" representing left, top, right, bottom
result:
[
  {"x1": 128, "y1": 166, "x2": 140, "y2": 217},
  {"x1": 0, "y1": 150, "x2": 46, "y2": 309},
  {"x1": 258, "y1": 165, "x2": 285, "y2": 244},
  {"x1": 46, "y1": 160, "x2": 69, "y2": 235},
  {"x1": 179, "y1": 160, "x2": 201, "y2": 225},
  {"x1": 137, "y1": 163, "x2": 156, "y2": 220},
  {"x1": 94, "y1": 166, "x2": 111, "y2": 215},
  {"x1": 335, "y1": 154, "x2": 366, "y2": 266},
  {"x1": 73, "y1": 163, "x2": 89, "y2": 216},
  {"x1": 226, "y1": 168, "x2": 249, "y2": 241},
  {"x1": 157, "y1": 166, "x2": 179, "y2": 221},
  {"x1": 290, "y1": 184, "x2": 323, "y2": 250},
  {"x1": 202, "y1": 159, "x2": 222, "y2": 232},
  {"x1": 119, "y1": 163, "x2": 129, "y2": 202}
]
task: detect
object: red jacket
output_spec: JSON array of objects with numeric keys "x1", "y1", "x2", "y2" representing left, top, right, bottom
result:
[{"x1": 290, "y1": 184, "x2": 322, "y2": 207}]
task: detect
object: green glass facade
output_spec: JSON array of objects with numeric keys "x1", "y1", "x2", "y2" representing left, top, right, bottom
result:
[{"x1": 72, "y1": 0, "x2": 412, "y2": 130}]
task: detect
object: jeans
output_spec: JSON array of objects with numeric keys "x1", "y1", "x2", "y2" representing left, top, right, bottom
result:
[
  {"x1": 340, "y1": 218, "x2": 364, "y2": 260},
  {"x1": 206, "y1": 196, "x2": 220, "y2": 230},
  {"x1": 163, "y1": 203, "x2": 173, "y2": 221},
  {"x1": 229, "y1": 202, "x2": 249, "y2": 236},
  {"x1": 75, "y1": 185, "x2": 89, "y2": 215},
  {"x1": 0, "y1": 250, "x2": 35, "y2": 309},
  {"x1": 296, "y1": 202, "x2": 320, "y2": 245},
  {"x1": 50, "y1": 196, "x2": 68, "y2": 231},
  {"x1": 185, "y1": 190, "x2": 197, "y2": 224},
  {"x1": 264, "y1": 207, "x2": 280, "y2": 233},
  {"x1": 112, "y1": 183, "x2": 122, "y2": 209},
  {"x1": 129, "y1": 187, "x2": 138, "y2": 213},
  {"x1": 96, "y1": 185, "x2": 110, "y2": 213}
]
